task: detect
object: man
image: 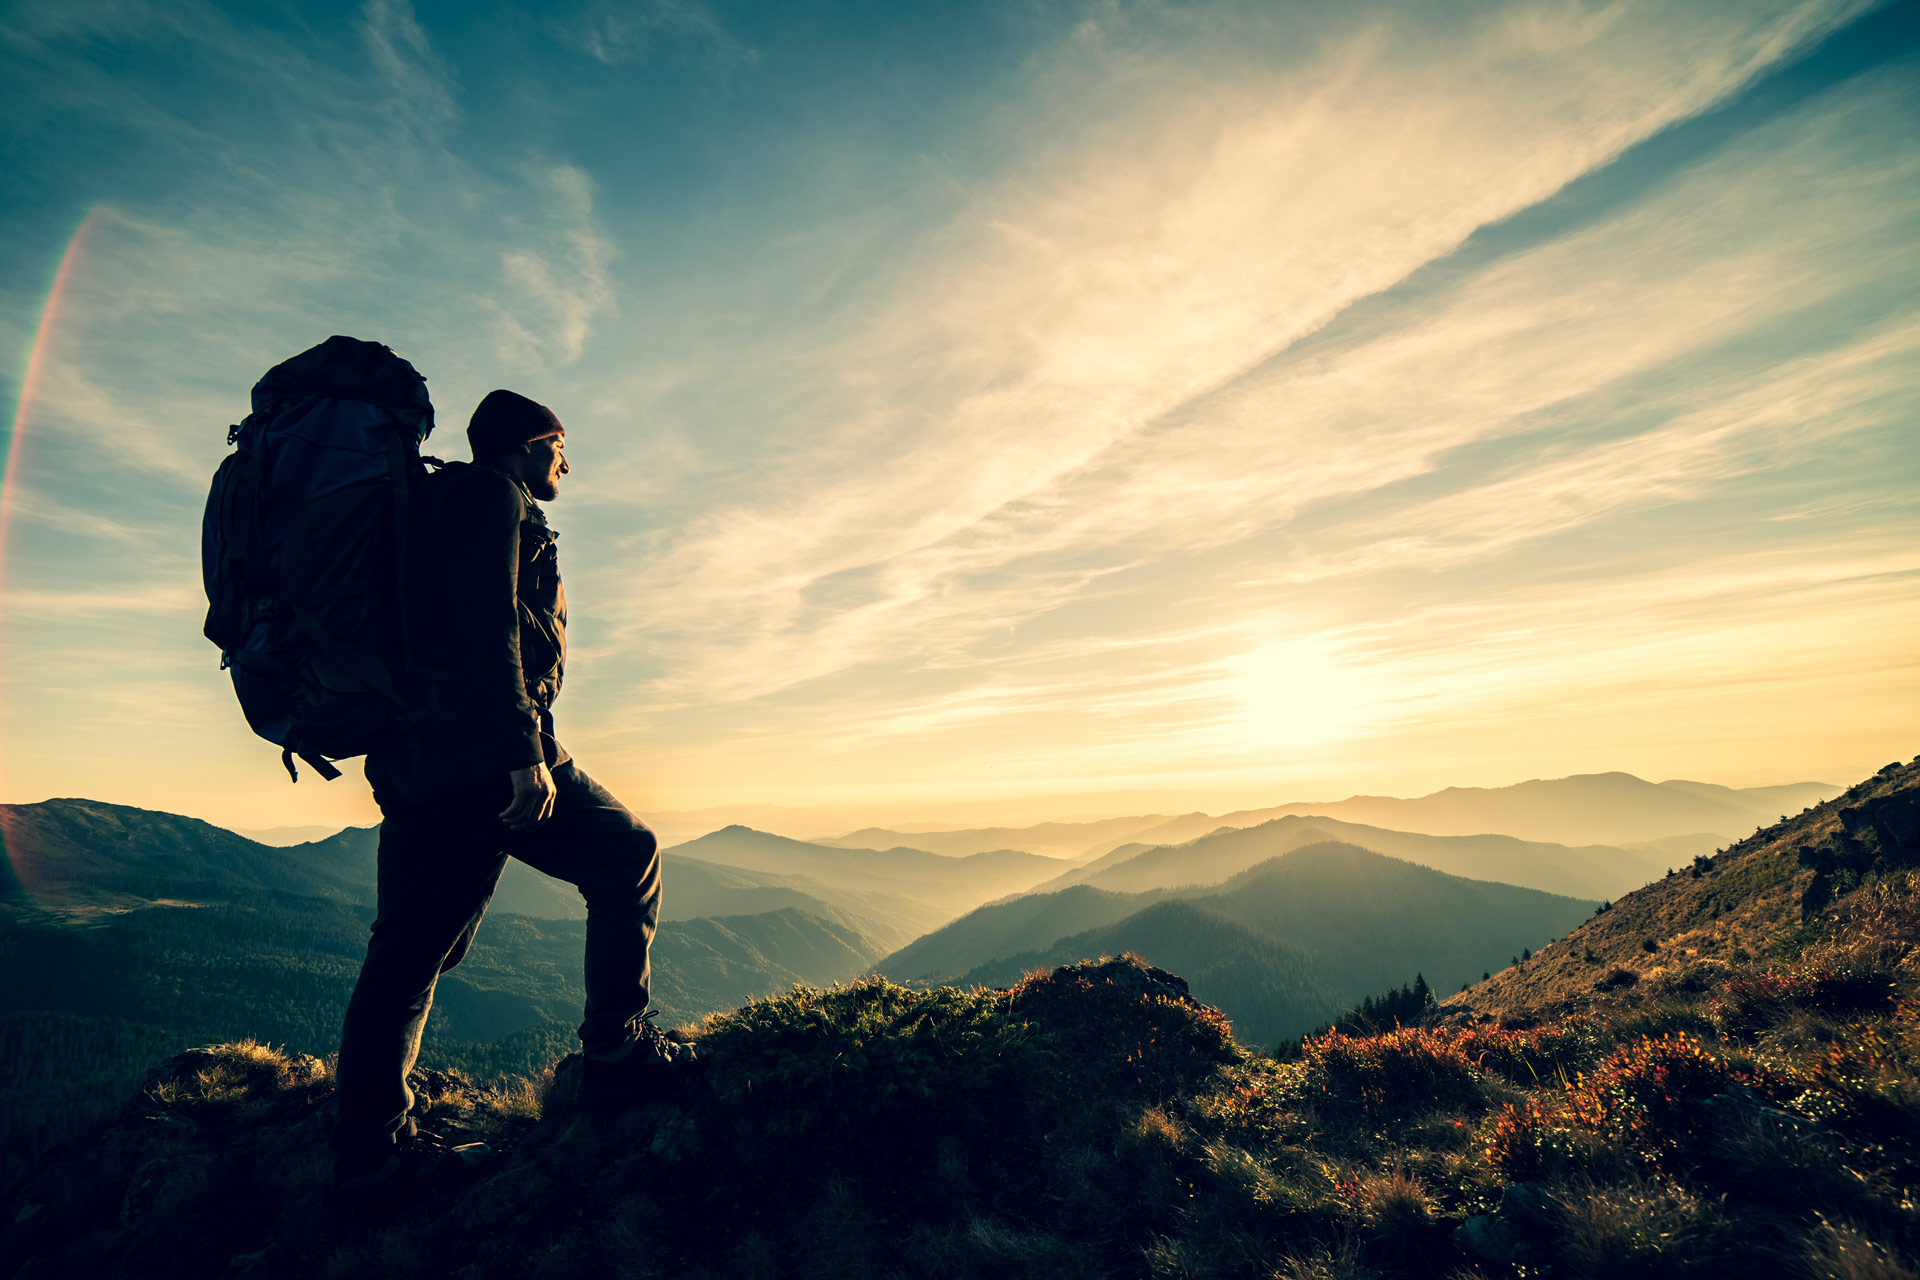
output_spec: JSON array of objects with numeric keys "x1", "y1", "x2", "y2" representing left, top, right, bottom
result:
[{"x1": 330, "y1": 388, "x2": 692, "y2": 1198}]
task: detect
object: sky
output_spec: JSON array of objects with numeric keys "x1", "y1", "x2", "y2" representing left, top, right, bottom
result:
[{"x1": 1, "y1": 0, "x2": 1915, "y2": 837}]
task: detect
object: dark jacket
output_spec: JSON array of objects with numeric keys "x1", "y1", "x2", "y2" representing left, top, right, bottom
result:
[{"x1": 387, "y1": 460, "x2": 568, "y2": 789}]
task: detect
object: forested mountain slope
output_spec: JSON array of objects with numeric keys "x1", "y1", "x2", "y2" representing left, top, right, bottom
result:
[
  {"x1": 0, "y1": 798, "x2": 371, "y2": 906},
  {"x1": 954, "y1": 899, "x2": 1343, "y2": 1044},
  {"x1": 942, "y1": 843, "x2": 1593, "y2": 1047},
  {"x1": 878, "y1": 883, "x2": 1151, "y2": 983}
]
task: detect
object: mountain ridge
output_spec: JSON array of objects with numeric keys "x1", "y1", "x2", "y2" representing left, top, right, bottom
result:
[
  {"x1": 1037, "y1": 812, "x2": 1663, "y2": 900},
  {"x1": 1078, "y1": 772, "x2": 1843, "y2": 856},
  {"x1": 935, "y1": 841, "x2": 1594, "y2": 1044}
]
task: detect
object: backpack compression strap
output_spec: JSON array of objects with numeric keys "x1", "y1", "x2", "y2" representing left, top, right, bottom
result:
[{"x1": 281, "y1": 748, "x2": 343, "y2": 783}]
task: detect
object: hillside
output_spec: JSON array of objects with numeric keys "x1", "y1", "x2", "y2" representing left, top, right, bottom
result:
[
  {"x1": 1039, "y1": 814, "x2": 1664, "y2": 900},
  {"x1": 1448, "y1": 755, "x2": 1920, "y2": 1019},
  {"x1": 1081, "y1": 772, "x2": 1842, "y2": 855},
  {"x1": 0, "y1": 799, "x2": 373, "y2": 907},
  {"x1": 947, "y1": 844, "x2": 1593, "y2": 1045}
]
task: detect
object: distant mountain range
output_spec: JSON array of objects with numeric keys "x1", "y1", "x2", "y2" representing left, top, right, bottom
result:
[
  {"x1": 802, "y1": 773, "x2": 1838, "y2": 863},
  {"x1": 0, "y1": 799, "x2": 901, "y2": 1047},
  {"x1": 880, "y1": 841, "x2": 1596, "y2": 1046},
  {"x1": 665, "y1": 825, "x2": 1072, "y2": 937},
  {"x1": 1034, "y1": 813, "x2": 1667, "y2": 900},
  {"x1": 1072, "y1": 774, "x2": 1840, "y2": 856},
  {"x1": 815, "y1": 816, "x2": 1172, "y2": 861},
  {"x1": 298, "y1": 825, "x2": 923, "y2": 952}
]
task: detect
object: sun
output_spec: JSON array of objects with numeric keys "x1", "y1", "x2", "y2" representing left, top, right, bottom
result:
[{"x1": 1222, "y1": 636, "x2": 1385, "y2": 752}]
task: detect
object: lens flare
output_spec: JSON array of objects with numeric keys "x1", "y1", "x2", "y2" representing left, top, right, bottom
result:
[{"x1": 1, "y1": 205, "x2": 104, "y2": 898}]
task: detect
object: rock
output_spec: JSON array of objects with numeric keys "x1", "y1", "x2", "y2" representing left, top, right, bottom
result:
[
  {"x1": 1457, "y1": 1212, "x2": 1522, "y2": 1264},
  {"x1": 648, "y1": 1108, "x2": 700, "y2": 1165},
  {"x1": 120, "y1": 1153, "x2": 217, "y2": 1228},
  {"x1": 1457, "y1": 1182, "x2": 1553, "y2": 1267}
]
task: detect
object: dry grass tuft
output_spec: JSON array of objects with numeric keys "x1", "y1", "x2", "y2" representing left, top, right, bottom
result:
[
  {"x1": 1274, "y1": 1237, "x2": 1376, "y2": 1280},
  {"x1": 1800, "y1": 1219, "x2": 1918, "y2": 1280}
]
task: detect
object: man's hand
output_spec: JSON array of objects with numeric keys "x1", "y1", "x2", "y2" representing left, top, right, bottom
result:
[{"x1": 500, "y1": 762, "x2": 556, "y2": 831}]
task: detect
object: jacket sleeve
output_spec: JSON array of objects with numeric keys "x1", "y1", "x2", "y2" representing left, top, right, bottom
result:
[{"x1": 435, "y1": 467, "x2": 545, "y2": 774}]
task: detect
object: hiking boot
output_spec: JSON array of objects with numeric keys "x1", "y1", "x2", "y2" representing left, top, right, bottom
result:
[
  {"x1": 576, "y1": 1010, "x2": 702, "y2": 1111},
  {"x1": 329, "y1": 1118, "x2": 490, "y2": 1213}
]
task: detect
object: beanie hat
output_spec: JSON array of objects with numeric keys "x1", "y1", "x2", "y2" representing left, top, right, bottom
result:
[{"x1": 467, "y1": 389, "x2": 564, "y2": 455}]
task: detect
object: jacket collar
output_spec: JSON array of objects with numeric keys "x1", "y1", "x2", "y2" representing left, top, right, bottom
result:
[{"x1": 473, "y1": 457, "x2": 547, "y2": 518}]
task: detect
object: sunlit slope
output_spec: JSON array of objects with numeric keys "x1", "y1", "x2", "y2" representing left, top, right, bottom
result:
[
  {"x1": 1041, "y1": 813, "x2": 1661, "y2": 899},
  {"x1": 1449, "y1": 756, "x2": 1920, "y2": 1017}
]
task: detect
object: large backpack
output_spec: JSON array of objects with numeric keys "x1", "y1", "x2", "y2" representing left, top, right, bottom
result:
[{"x1": 201, "y1": 336, "x2": 437, "y2": 781}]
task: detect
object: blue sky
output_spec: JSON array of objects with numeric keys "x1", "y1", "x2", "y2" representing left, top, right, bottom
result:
[{"x1": 2, "y1": 0, "x2": 1915, "y2": 835}]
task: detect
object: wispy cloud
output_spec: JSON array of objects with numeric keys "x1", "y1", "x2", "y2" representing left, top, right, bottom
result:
[
  {"x1": 604, "y1": 0, "x2": 1886, "y2": 708},
  {"x1": 487, "y1": 163, "x2": 619, "y2": 368},
  {"x1": 563, "y1": 0, "x2": 758, "y2": 72}
]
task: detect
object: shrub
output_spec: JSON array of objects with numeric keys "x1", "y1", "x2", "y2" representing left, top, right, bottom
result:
[
  {"x1": 1791, "y1": 1021, "x2": 1920, "y2": 1145},
  {"x1": 1291, "y1": 1028, "x2": 1483, "y2": 1118},
  {"x1": 1453, "y1": 1020, "x2": 1599, "y2": 1086},
  {"x1": 1486, "y1": 1034, "x2": 1794, "y2": 1180},
  {"x1": 1713, "y1": 963, "x2": 1897, "y2": 1039},
  {"x1": 1594, "y1": 967, "x2": 1639, "y2": 992},
  {"x1": 685, "y1": 956, "x2": 1241, "y2": 1228}
]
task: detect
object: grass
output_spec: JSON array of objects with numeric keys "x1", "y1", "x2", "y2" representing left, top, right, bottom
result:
[{"x1": 6, "y1": 863, "x2": 1920, "y2": 1277}]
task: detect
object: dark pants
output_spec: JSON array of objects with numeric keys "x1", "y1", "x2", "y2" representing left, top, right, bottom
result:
[{"x1": 330, "y1": 757, "x2": 661, "y2": 1156}]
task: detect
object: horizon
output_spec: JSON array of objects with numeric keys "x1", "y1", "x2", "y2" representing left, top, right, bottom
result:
[
  {"x1": 4, "y1": 763, "x2": 1865, "y2": 853},
  {"x1": 3, "y1": 1, "x2": 1916, "y2": 836}
]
